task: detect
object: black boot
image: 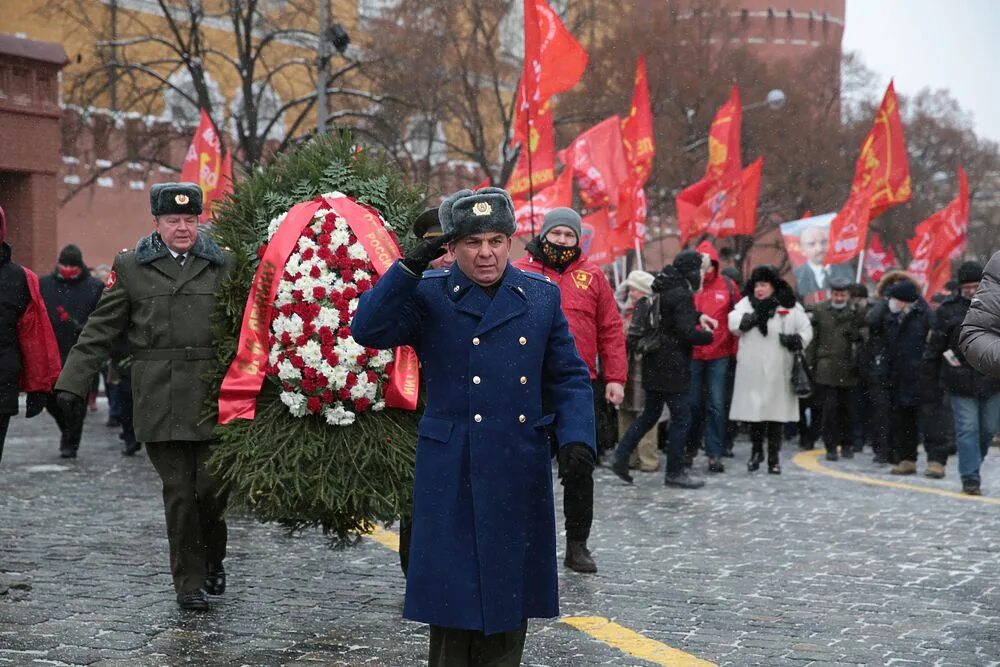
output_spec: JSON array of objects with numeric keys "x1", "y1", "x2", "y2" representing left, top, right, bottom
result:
[
  {"x1": 564, "y1": 541, "x2": 597, "y2": 573},
  {"x1": 747, "y1": 446, "x2": 763, "y2": 472},
  {"x1": 610, "y1": 458, "x2": 634, "y2": 484},
  {"x1": 767, "y1": 440, "x2": 781, "y2": 475},
  {"x1": 664, "y1": 471, "x2": 705, "y2": 489},
  {"x1": 204, "y1": 562, "x2": 226, "y2": 596},
  {"x1": 177, "y1": 589, "x2": 209, "y2": 611}
]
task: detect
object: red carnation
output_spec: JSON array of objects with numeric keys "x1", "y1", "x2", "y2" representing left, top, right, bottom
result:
[
  {"x1": 302, "y1": 367, "x2": 317, "y2": 380},
  {"x1": 290, "y1": 355, "x2": 305, "y2": 369},
  {"x1": 291, "y1": 289, "x2": 304, "y2": 302},
  {"x1": 354, "y1": 397, "x2": 372, "y2": 412},
  {"x1": 302, "y1": 248, "x2": 315, "y2": 261},
  {"x1": 338, "y1": 326, "x2": 351, "y2": 339},
  {"x1": 355, "y1": 354, "x2": 368, "y2": 365},
  {"x1": 317, "y1": 246, "x2": 332, "y2": 261},
  {"x1": 280, "y1": 332, "x2": 292, "y2": 346},
  {"x1": 319, "y1": 327, "x2": 335, "y2": 345},
  {"x1": 322, "y1": 389, "x2": 334, "y2": 402},
  {"x1": 309, "y1": 265, "x2": 322, "y2": 279},
  {"x1": 345, "y1": 372, "x2": 358, "y2": 388},
  {"x1": 341, "y1": 269, "x2": 355, "y2": 282},
  {"x1": 356, "y1": 279, "x2": 372, "y2": 292},
  {"x1": 338, "y1": 388, "x2": 352, "y2": 401},
  {"x1": 316, "y1": 374, "x2": 330, "y2": 388},
  {"x1": 317, "y1": 233, "x2": 332, "y2": 246},
  {"x1": 313, "y1": 286, "x2": 326, "y2": 301},
  {"x1": 335, "y1": 246, "x2": 348, "y2": 258},
  {"x1": 325, "y1": 352, "x2": 339, "y2": 366},
  {"x1": 343, "y1": 286, "x2": 358, "y2": 300},
  {"x1": 366, "y1": 370, "x2": 377, "y2": 384},
  {"x1": 301, "y1": 378, "x2": 316, "y2": 393},
  {"x1": 324, "y1": 212, "x2": 338, "y2": 225},
  {"x1": 307, "y1": 396, "x2": 322, "y2": 413},
  {"x1": 295, "y1": 334, "x2": 309, "y2": 347}
]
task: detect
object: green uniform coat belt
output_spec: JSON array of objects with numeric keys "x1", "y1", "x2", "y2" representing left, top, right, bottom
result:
[{"x1": 131, "y1": 347, "x2": 216, "y2": 361}]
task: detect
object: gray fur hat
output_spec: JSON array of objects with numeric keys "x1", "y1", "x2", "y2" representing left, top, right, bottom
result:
[
  {"x1": 150, "y1": 182, "x2": 203, "y2": 216},
  {"x1": 439, "y1": 187, "x2": 516, "y2": 239},
  {"x1": 541, "y1": 207, "x2": 582, "y2": 242}
]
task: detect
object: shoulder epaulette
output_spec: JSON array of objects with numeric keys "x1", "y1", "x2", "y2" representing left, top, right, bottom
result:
[{"x1": 421, "y1": 268, "x2": 451, "y2": 279}]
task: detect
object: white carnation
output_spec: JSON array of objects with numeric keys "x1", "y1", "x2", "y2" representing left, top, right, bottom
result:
[
  {"x1": 277, "y1": 360, "x2": 301, "y2": 381},
  {"x1": 280, "y1": 390, "x2": 308, "y2": 417}
]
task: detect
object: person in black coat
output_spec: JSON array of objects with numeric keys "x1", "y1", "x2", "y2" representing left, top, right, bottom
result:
[
  {"x1": 611, "y1": 250, "x2": 714, "y2": 489},
  {"x1": 878, "y1": 279, "x2": 935, "y2": 474},
  {"x1": 39, "y1": 244, "x2": 104, "y2": 458}
]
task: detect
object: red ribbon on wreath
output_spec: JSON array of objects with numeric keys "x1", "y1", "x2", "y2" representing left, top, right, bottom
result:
[{"x1": 218, "y1": 195, "x2": 418, "y2": 424}]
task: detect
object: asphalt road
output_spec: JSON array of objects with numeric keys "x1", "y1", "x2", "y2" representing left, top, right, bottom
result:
[{"x1": 2, "y1": 400, "x2": 998, "y2": 666}]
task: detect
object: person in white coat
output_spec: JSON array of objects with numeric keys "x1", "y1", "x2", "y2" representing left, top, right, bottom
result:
[{"x1": 729, "y1": 265, "x2": 813, "y2": 474}]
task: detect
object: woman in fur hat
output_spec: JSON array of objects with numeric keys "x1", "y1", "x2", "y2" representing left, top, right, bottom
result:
[{"x1": 728, "y1": 265, "x2": 813, "y2": 474}]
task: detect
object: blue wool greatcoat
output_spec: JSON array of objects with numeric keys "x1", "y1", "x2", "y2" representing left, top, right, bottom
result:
[{"x1": 351, "y1": 260, "x2": 595, "y2": 635}]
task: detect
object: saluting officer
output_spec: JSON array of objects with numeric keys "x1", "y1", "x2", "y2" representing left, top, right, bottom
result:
[
  {"x1": 54, "y1": 183, "x2": 235, "y2": 611},
  {"x1": 352, "y1": 188, "x2": 596, "y2": 666}
]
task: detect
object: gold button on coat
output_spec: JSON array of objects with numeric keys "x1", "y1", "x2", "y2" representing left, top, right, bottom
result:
[
  {"x1": 518, "y1": 415, "x2": 526, "y2": 423},
  {"x1": 518, "y1": 337, "x2": 527, "y2": 345},
  {"x1": 473, "y1": 376, "x2": 481, "y2": 384},
  {"x1": 472, "y1": 337, "x2": 480, "y2": 346},
  {"x1": 474, "y1": 414, "x2": 482, "y2": 423},
  {"x1": 519, "y1": 377, "x2": 527, "y2": 384}
]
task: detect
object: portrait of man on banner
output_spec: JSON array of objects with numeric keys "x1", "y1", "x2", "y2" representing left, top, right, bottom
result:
[{"x1": 779, "y1": 213, "x2": 857, "y2": 304}]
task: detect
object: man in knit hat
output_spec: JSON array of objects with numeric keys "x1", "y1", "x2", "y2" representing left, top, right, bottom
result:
[
  {"x1": 39, "y1": 244, "x2": 104, "y2": 458},
  {"x1": 514, "y1": 207, "x2": 626, "y2": 573},
  {"x1": 353, "y1": 188, "x2": 595, "y2": 666},
  {"x1": 925, "y1": 261, "x2": 999, "y2": 494}
]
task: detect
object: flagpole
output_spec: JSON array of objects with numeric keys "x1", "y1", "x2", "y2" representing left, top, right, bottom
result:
[
  {"x1": 525, "y1": 98, "x2": 536, "y2": 238},
  {"x1": 634, "y1": 238, "x2": 643, "y2": 272},
  {"x1": 856, "y1": 226, "x2": 870, "y2": 283}
]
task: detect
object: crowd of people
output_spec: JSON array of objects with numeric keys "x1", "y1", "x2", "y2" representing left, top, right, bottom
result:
[{"x1": 600, "y1": 246, "x2": 999, "y2": 498}]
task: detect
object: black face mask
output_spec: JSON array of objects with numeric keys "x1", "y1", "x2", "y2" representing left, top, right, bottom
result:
[{"x1": 540, "y1": 239, "x2": 581, "y2": 271}]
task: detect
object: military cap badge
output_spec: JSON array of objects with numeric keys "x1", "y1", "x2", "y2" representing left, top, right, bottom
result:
[
  {"x1": 472, "y1": 201, "x2": 492, "y2": 216},
  {"x1": 175, "y1": 194, "x2": 190, "y2": 205}
]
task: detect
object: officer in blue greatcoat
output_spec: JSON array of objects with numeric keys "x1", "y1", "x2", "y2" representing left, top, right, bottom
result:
[{"x1": 352, "y1": 187, "x2": 595, "y2": 666}]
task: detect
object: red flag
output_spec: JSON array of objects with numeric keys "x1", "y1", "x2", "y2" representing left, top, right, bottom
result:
[
  {"x1": 907, "y1": 166, "x2": 970, "y2": 294},
  {"x1": 864, "y1": 233, "x2": 898, "y2": 283},
  {"x1": 825, "y1": 187, "x2": 872, "y2": 264},
  {"x1": 678, "y1": 158, "x2": 762, "y2": 244},
  {"x1": 706, "y1": 86, "x2": 742, "y2": 181},
  {"x1": 558, "y1": 116, "x2": 630, "y2": 210},
  {"x1": 852, "y1": 81, "x2": 911, "y2": 220},
  {"x1": 580, "y1": 207, "x2": 633, "y2": 264},
  {"x1": 180, "y1": 109, "x2": 233, "y2": 222},
  {"x1": 507, "y1": 98, "x2": 556, "y2": 198},
  {"x1": 617, "y1": 179, "x2": 647, "y2": 247},
  {"x1": 621, "y1": 55, "x2": 655, "y2": 182},
  {"x1": 508, "y1": 0, "x2": 586, "y2": 198},
  {"x1": 512, "y1": 162, "x2": 573, "y2": 236}
]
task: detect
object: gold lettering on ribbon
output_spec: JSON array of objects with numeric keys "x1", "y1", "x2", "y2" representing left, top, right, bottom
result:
[{"x1": 236, "y1": 260, "x2": 276, "y2": 375}]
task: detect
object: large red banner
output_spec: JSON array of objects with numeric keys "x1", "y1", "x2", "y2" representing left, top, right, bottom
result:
[
  {"x1": 558, "y1": 116, "x2": 629, "y2": 210},
  {"x1": 180, "y1": 109, "x2": 233, "y2": 222},
  {"x1": 852, "y1": 81, "x2": 911, "y2": 220}
]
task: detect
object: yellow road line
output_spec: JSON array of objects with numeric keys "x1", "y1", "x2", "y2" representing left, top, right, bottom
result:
[
  {"x1": 562, "y1": 617, "x2": 716, "y2": 666},
  {"x1": 792, "y1": 449, "x2": 1000, "y2": 505},
  {"x1": 368, "y1": 525, "x2": 401, "y2": 551},
  {"x1": 367, "y1": 529, "x2": 715, "y2": 665}
]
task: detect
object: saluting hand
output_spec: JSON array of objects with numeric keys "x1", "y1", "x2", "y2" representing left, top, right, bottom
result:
[{"x1": 401, "y1": 233, "x2": 456, "y2": 274}]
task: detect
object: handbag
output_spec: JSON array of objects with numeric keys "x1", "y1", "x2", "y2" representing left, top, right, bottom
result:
[{"x1": 791, "y1": 350, "x2": 814, "y2": 398}]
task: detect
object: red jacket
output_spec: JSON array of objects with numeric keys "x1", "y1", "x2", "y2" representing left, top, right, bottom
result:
[
  {"x1": 693, "y1": 242, "x2": 738, "y2": 361},
  {"x1": 513, "y1": 255, "x2": 627, "y2": 384}
]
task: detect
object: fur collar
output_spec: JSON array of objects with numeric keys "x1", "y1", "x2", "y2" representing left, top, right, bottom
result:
[{"x1": 135, "y1": 232, "x2": 225, "y2": 265}]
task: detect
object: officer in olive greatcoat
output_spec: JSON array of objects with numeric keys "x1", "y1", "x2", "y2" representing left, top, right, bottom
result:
[
  {"x1": 352, "y1": 188, "x2": 596, "y2": 666},
  {"x1": 55, "y1": 183, "x2": 235, "y2": 611}
]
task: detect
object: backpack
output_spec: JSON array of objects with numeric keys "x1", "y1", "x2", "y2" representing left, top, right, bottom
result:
[{"x1": 627, "y1": 294, "x2": 663, "y2": 356}]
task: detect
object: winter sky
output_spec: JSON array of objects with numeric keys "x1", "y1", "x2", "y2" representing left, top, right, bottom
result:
[{"x1": 843, "y1": 0, "x2": 999, "y2": 142}]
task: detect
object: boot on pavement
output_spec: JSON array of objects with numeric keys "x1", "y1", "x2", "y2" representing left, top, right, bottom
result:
[
  {"x1": 962, "y1": 478, "x2": 982, "y2": 495},
  {"x1": 664, "y1": 472, "x2": 705, "y2": 489},
  {"x1": 564, "y1": 541, "x2": 597, "y2": 573},
  {"x1": 176, "y1": 589, "x2": 209, "y2": 611},
  {"x1": 610, "y1": 459, "x2": 634, "y2": 484},
  {"x1": 924, "y1": 461, "x2": 946, "y2": 479},
  {"x1": 891, "y1": 460, "x2": 917, "y2": 475}
]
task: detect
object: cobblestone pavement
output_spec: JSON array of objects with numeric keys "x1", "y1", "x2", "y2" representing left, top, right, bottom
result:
[{"x1": 2, "y1": 401, "x2": 999, "y2": 666}]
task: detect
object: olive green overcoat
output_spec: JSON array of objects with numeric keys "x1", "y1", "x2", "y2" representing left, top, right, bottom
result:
[
  {"x1": 806, "y1": 302, "x2": 866, "y2": 388},
  {"x1": 56, "y1": 232, "x2": 234, "y2": 442}
]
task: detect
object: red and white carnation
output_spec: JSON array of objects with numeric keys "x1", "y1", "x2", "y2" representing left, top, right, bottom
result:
[{"x1": 263, "y1": 193, "x2": 396, "y2": 426}]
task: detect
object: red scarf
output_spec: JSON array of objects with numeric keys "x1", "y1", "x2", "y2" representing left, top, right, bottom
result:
[{"x1": 18, "y1": 267, "x2": 62, "y2": 392}]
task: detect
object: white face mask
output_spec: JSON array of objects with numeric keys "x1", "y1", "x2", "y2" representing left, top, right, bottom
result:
[
  {"x1": 831, "y1": 301, "x2": 848, "y2": 310},
  {"x1": 888, "y1": 299, "x2": 904, "y2": 314}
]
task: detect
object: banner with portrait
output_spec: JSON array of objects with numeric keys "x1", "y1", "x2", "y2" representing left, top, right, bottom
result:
[{"x1": 779, "y1": 212, "x2": 859, "y2": 306}]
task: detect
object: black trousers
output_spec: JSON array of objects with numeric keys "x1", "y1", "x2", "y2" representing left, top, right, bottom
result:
[
  {"x1": 555, "y1": 442, "x2": 593, "y2": 543},
  {"x1": 45, "y1": 393, "x2": 86, "y2": 452},
  {"x1": 146, "y1": 441, "x2": 229, "y2": 594},
  {"x1": 798, "y1": 390, "x2": 823, "y2": 448},
  {"x1": 0, "y1": 414, "x2": 10, "y2": 464},
  {"x1": 821, "y1": 386, "x2": 857, "y2": 454},
  {"x1": 891, "y1": 406, "x2": 920, "y2": 463},
  {"x1": 429, "y1": 620, "x2": 528, "y2": 667},
  {"x1": 592, "y1": 379, "x2": 618, "y2": 455}
]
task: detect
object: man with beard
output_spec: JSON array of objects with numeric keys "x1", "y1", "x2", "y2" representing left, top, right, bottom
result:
[
  {"x1": 513, "y1": 207, "x2": 626, "y2": 573},
  {"x1": 39, "y1": 244, "x2": 103, "y2": 458}
]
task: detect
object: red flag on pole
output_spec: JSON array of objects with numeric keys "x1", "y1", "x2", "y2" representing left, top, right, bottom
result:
[
  {"x1": 677, "y1": 159, "x2": 762, "y2": 244},
  {"x1": 864, "y1": 233, "x2": 898, "y2": 283},
  {"x1": 180, "y1": 109, "x2": 232, "y2": 222},
  {"x1": 557, "y1": 116, "x2": 630, "y2": 210},
  {"x1": 706, "y1": 86, "x2": 742, "y2": 181},
  {"x1": 507, "y1": 0, "x2": 587, "y2": 199},
  {"x1": 512, "y1": 162, "x2": 573, "y2": 236},
  {"x1": 907, "y1": 166, "x2": 970, "y2": 294},
  {"x1": 851, "y1": 81, "x2": 911, "y2": 220},
  {"x1": 621, "y1": 55, "x2": 655, "y2": 182},
  {"x1": 825, "y1": 187, "x2": 872, "y2": 265}
]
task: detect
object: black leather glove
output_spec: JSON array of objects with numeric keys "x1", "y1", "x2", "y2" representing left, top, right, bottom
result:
[
  {"x1": 558, "y1": 442, "x2": 596, "y2": 479},
  {"x1": 25, "y1": 393, "x2": 48, "y2": 418},
  {"x1": 55, "y1": 390, "x2": 85, "y2": 418},
  {"x1": 738, "y1": 313, "x2": 758, "y2": 332},
  {"x1": 401, "y1": 234, "x2": 454, "y2": 274},
  {"x1": 779, "y1": 333, "x2": 803, "y2": 352}
]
